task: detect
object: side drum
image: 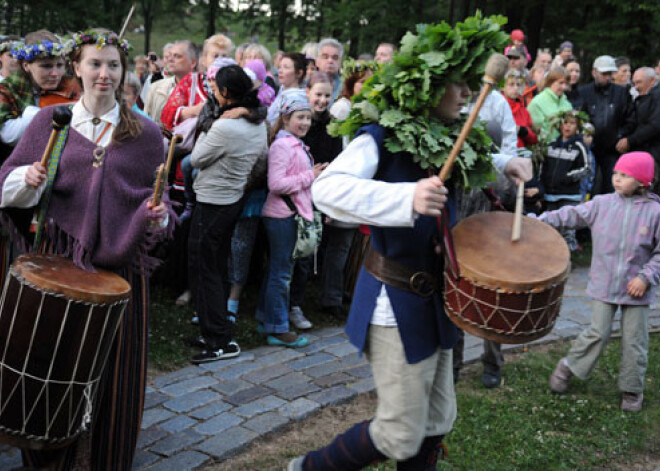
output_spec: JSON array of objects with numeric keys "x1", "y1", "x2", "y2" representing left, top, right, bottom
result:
[
  {"x1": 0, "y1": 254, "x2": 130, "y2": 450},
  {"x1": 444, "y1": 212, "x2": 570, "y2": 344}
]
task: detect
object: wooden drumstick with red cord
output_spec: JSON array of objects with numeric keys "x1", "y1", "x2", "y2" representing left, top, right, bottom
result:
[
  {"x1": 39, "y1": 106, "x2": 73, "y2": 168},
  {"x1": 152, "y1": 134, "x2": 182, "y2": 206}
]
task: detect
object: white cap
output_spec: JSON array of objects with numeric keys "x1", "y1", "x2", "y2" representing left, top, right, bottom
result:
[{"x1": 593, "y1": 55, "x2": 617, "y2": 73}]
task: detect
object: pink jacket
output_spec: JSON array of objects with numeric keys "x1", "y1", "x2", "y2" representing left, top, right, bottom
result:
[
  {"x1": 539, "y1": 192, "x2": 660, "y2": 305},
  {"x1": 262, "y1": 131, "x2": 316, "y2": 221}
]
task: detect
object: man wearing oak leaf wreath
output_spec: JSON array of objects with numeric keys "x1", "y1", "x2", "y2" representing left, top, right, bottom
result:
[{"x1": 288, "y1": 15, "x2": 532, "y2": 471}]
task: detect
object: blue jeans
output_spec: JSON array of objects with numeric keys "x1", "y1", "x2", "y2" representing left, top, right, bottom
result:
[
  {"x1": 181, "y1": 154, "x2": 199, "y2": 204},
  {"x1": 256, "y1": 216, "x2": 297, "y2": 333}
]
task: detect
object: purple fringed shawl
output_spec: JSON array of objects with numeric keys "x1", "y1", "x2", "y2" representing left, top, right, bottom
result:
[{"x1": 0, "y1": 105, "x2": 176, "y2": 273}]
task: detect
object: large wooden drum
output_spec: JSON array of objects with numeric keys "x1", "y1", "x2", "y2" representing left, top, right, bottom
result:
[
  {"x1": 444, "y1": 212, "x2": 570, "y2": 344},
  {"x1": 0, "y1": 254, "x2": 130, "y2": 450}
]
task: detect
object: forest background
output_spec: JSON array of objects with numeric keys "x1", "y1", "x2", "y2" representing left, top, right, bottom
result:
[{"x1": 2, "y1": 0, "x2": 659, "y2": 81}]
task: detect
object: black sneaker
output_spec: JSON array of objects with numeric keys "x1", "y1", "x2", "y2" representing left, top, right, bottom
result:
[
  {"x1": 191, "y1": 341, "x2": 240, "y2": 364},
  {"x1": 323, "y1": 305, "x2": 346, "y2": 320},
  {"x1": 190, "y1": 335, "x2": 208, "y2": 349}
]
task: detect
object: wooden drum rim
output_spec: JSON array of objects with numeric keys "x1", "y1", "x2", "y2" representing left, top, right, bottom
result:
[{"x1": 10, "y1": 254, "x2": 131, "y2": 304}]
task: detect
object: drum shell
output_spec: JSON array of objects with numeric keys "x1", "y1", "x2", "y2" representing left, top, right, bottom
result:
[
  {"x1": 444, "y1": 272, "x2": 566, "y2": 344},
  {"x1": 445, "y1": 212, "x2": 570, "y2": 344},
  {"x1": 0, "y1": 256, "x2": 129, "y2": 450}
]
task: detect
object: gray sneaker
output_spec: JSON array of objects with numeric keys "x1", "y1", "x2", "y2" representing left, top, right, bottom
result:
[
  {"x1": 549, "y1": 357, "x2": 572, "y2": 393},
  {"x1": 621, "y1": 392, "x2": 643, "y2": 412},
  {"x1": 290, "y1": 306, "x2": 312, "y2": 330}
]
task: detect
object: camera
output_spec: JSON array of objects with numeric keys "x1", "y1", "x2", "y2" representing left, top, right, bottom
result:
[{"x1": 149, "y1": 54, "x2": 157, "y2": 62}]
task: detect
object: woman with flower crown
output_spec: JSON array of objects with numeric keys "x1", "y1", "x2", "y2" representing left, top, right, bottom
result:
[
  {"x1": 0, "y1": 28, "x2": 174, "y2": 470},
  {"x1": 0, "y1": 30, "x2": 80, "y2": 164}
]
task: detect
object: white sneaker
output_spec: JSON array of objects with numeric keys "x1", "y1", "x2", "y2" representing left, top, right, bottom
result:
[
  {"x1": 290, "y1": 306, "x2": 312, "y2": 330},
  {"x1": 176, "y1": 290, "x2": 191, "y2": 306}
]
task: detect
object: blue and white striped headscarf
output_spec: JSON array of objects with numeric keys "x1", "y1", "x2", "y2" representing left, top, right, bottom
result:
[{"x1": 279, "y1": 89, "x2": 310, "y2": 115}]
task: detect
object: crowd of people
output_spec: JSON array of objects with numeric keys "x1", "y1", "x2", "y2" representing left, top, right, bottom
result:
[{"x1": 0, "y1": 19, "x2": 658, "y2": 470}]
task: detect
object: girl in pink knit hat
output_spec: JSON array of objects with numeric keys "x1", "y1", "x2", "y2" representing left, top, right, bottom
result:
[{"x1": 537, "y1": 151, "x2": 660, "y2": 412}]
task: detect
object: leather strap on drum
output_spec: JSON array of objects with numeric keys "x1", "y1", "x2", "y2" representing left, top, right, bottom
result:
[
  {"x1": 33, "y1": 122, "x2": 70, "y2": 250},
  {"x1": 364, "y1": 246, "x2": 439, "y2": 297}
]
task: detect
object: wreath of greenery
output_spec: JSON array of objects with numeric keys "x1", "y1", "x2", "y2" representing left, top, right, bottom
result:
[{"x1": 328, "y1": 13, "x2": 510, "y2": 188}]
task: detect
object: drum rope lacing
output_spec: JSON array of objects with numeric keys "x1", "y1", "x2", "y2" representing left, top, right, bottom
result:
[
  {"x1": 0, "y1": 270, "x2": 128, "y2": 444},
  {"x1": 444, "y1": 272, "x2": 566, "y2": 337}
]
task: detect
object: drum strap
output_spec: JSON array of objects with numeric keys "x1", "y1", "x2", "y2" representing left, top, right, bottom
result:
[{"x1": 33, "y1": 123, "x2": 70, "y2": 250}]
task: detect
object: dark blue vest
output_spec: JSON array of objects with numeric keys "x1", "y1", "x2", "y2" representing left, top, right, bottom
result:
[{"x1": 344, "y1": 124, "x2": 458, "y2": 364}]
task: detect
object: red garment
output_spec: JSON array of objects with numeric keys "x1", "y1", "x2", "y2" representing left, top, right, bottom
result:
[
  {"x1": 504, "y1": 95, "x2": 538, "y2": 148},
  {"x1": 160, "y1": 73, "x2": 208, "y2": 130},
  {"x1": 521, "y1": 85, "x2": 537, "y2": 108}
]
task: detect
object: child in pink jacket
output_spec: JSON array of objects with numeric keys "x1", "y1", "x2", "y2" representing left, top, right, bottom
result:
[
  {"x1": 540, "y1": 152, "x2": 660, "y2": 412},
  {"x1": 257, "y1": 90, "x2": 327, "y2": 348}
]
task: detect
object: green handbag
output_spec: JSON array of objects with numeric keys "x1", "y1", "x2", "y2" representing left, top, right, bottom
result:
[{"x1": 281, "y1": 195, "x2": 323, "y2": 259}]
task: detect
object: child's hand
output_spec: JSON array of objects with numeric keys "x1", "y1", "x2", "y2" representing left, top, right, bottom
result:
[
  {"x1": 313, "y1": 163, "x2": 328, "y2": 178},
  {"x1": 627, "y1": 276, "x2": 648, "y2": 298},
  {"x1": 524, "y1": 188, "x2": 539, "y2": 197}
]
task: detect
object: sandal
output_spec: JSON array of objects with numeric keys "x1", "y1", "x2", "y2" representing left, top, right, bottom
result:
[{"x1": 267, "y1": 332, "x2": 309, "y2": 348}]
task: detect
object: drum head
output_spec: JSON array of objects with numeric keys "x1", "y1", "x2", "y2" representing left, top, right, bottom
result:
[
  {"x1": 11, "y1": 254, "x2": 131, "y2": 304},
  {"x1": 452, "y1": 212, "x2": 570, "y2": 291}
]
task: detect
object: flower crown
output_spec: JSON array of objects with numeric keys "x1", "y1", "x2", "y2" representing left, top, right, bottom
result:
[
  {"x1": 10, "y1": 39, "x2": 71, "y2": 62},
  {"x1": 0, "y1": 39, "x2": 17, "y2": 54},
  {"x1": 341, "y1": 58, "x2": 378, "y2": 81},
  {"x1": 70, "y1": 30, "x2": 131, "y2": 54}
]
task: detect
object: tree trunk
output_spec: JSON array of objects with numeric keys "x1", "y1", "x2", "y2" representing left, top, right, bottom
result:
[
  {"x1": 525, "y1": 0, "x2": 546, "y2": 61},
  {"x1": 207, "y1": 0, "x2": 217, "y2": 37},
  {"x1": 448, "y1": 0, "x2": 454, "y2": 24},
  {"x1": 316, "y1": 0, "x2": 324, "y2": 40},
  {"x1": 460, "y1": 0, "x2": 471, "y2": 22},
  {"x1": 141, "y1": 1, "x2": 153, "y2": 54},
  {"x1": 277, "y1": 0, "x2": 287, "y2": 50}
]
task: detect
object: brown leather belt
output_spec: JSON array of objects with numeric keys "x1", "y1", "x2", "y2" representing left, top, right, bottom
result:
[{"x1": 364, "y1": 246, "x2": 439, "y2": 297}]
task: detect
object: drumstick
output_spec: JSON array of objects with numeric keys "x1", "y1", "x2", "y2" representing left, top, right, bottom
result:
[
  {"x1": 151, "y1": 134, "x2": 182, "y2": 206},
  {"x1": 438, "y1": 54, "x2": 509, "y2": 182},
  {"x1": 118, "y1": 4, "x2": 136, "y2": 40},
  {"x1": 511, "y1": 180, "x2": 524, "y2": 242},
  {"x1": 39, "y1": 106, "x2": 73, "y2": 168}
]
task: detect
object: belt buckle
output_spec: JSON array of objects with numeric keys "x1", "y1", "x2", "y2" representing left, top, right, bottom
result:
[{"x1": 409, "y1": 271, "x2": 435, "y2": 297}]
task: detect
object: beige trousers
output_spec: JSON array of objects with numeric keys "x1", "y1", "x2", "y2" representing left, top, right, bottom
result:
[
  {"x1": 365, "y1": 325, "x2": 456, "y2": 461},
  {"x1": 567, "y1": 300, "x2": 648, "y2": 393}
]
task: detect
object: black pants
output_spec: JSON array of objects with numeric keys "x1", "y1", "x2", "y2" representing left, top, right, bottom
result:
[
  {"x1": 594, "y1": 152, "x2": 619, "y2": 195},
  {"x1": 453, "y1": 329, "x2": 503, "y2": 374},
  {"x1": 188, "y1": 200, "x2": 243, "y2": 349}
]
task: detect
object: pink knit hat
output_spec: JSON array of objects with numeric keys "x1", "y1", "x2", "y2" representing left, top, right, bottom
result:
[
  {"x1": 614, "y1": 152, "x2": 655, "y2": 187},
  {"x1": 511, "y1": 29, "x2": 525, "y2": 42},
  {"x1": 245, "y1": 59, "x2": 267, "y2": 82}
]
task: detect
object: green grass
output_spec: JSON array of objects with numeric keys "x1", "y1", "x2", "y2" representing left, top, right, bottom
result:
[
  {"x1": 364, "y1": 336, "x2": 660, "y2": 470},
  {"x1": 148, "y1": 280, "x2": 345, "y2": 372}
]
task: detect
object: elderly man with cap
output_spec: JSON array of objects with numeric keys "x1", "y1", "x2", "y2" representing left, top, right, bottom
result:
[
  {"x1": 578, "y1": 55, "x2": 633, "y2": 194},
  {"x1": 616, "y1": 67, "x2": 660, "y2": 192}
]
